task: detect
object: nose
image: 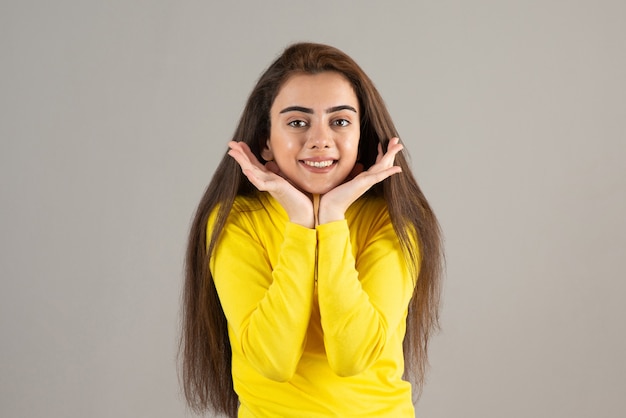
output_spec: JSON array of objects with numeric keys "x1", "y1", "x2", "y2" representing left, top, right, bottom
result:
[{"x1": 306, "y1": 123, "x2": 333, "y2": 149}]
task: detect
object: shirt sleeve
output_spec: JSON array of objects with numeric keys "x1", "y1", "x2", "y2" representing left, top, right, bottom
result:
[
  {"x1": 316, "y1": 210, "x2": 416, "y2": 377},
  {"x1": 209, "y1": 210, "x2": 317, "y2": 382}
]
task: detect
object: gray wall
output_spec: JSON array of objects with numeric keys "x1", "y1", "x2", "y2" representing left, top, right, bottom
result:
[{"x1": 2, "y1": 1, "x2": 625, "y2": 417}]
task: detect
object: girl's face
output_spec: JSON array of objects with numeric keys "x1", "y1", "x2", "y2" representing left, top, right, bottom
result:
[{"x1": 263, "y1": 71, "x2": 361, "y2": 195}]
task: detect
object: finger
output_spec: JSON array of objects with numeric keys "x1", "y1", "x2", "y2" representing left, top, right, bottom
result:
[
  {"x1": 228, "y1": 141, "x2": 266, "y2": 171},
  {"x1": 241, "y1": 168, "x2": 272, "y2": 191},
  {"x1": 358, "y1": 165, "x2": 402, "y2": 188},
  {"x1": 239, "y1": 142, "x2": 266, "y2": 170},
  {"x1": 227, "y1": 141, "x2": 250, "y2": 163},
  {"x1": 369, "y1": 143, "x2": 403, "y2": 175},
  {"x1": 228, "y1": 142, "x2": 286, "y2": 192},
  {"x1": 375, "y1": 137, "x2": 401, "y2": 162},
  {"x1": 331, "y1": 164, "x2": 402, "y2": 209},
  {"x1": 377, "y1": 138, "x2": 404, "y2": 167},
  {"x1": 227, "y1": 147, "x2": 254, "y2": 171},
  {"x1": 384, "y1": 137, "x2": 403, "y2": 155}
]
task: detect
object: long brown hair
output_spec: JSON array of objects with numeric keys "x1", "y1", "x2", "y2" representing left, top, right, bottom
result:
[{"x1": 180, "y1": 42, "x2": 443, "y2": 417}]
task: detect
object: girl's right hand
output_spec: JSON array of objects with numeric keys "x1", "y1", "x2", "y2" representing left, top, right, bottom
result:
[{"x1": 228, "y1": 141, "x2": 315, "y2": 228}]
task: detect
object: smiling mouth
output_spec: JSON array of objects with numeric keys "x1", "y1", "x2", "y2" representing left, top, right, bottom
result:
[{"x1": 302, "y1": 160, "x2": 336, "y2": 168}]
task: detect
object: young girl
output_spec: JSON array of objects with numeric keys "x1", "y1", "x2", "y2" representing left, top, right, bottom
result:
[{"x1": 181, "y1": 42, "x2": 443, "y2": 417}]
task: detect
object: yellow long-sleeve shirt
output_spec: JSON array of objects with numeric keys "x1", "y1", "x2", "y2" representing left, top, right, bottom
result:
[{"x1": 208, "y1": 192, "x2": 417, "y2": 417}]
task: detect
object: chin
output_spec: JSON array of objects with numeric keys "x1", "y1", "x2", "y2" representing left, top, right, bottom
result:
[
  {"x1": 297, "y1": 184, "x2": 337, "y2": 196},
  {"x1": 294, "y1": 176, "x2": 350, "y2": 196}
]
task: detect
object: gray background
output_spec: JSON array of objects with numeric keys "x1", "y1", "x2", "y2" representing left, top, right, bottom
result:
[{"x1": 2, "y1": 1, "x2": 625, "y2": 417}]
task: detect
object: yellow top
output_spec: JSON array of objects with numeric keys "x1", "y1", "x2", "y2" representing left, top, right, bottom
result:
[{"x1": 209, "y1": 192, "x2": 417, "y2": 417}]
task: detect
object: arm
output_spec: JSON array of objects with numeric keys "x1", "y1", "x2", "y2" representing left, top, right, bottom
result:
[
  {"x1": 209, "y1": 210, "x2": 316, "y2": 382},
  {"x1": 316, "y1": 206, "x2": 416, "y2": 376}
]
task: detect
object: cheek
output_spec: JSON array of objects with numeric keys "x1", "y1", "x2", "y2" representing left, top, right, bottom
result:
[
  {"x1": 273, "y1": 142, "x2": 300, "y2": 164},
  {"x1": 268, "y1": 132, "x2": 295, "y2": 160},
  {"x1": 344, "y1": 137, "x2": 361, "y2": 159},
  {"x1": 281, "y1": 139, "x2": 300, "y2": 153},
  {"x1": 271, "y1": 128, "x2": 300, "y2": 149}
]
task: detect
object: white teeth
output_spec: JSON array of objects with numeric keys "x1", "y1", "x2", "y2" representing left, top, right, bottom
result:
[{"x1": 304, "y1": 160, "x2": 334, "y2": 168}]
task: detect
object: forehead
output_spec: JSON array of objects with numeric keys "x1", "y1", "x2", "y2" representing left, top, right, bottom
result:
[{"x1": 272, "y1": 72, "x2": 359, "y2": 110}]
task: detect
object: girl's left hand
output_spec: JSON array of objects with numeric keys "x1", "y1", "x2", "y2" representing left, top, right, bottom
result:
[{"x1": 318, "y1": 137, "x2": 403, "y2": 224}]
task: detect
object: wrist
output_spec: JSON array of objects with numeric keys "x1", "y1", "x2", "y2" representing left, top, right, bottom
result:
[
  {"x1": 289, "y1": 215, "x2": 315, "y2": 229},
  {"x1": 317, "y1": 204, "x2": 346, "y2": 225},
  {"x1": 286, "y1": 202, "x2": 315, "y2": 229}
]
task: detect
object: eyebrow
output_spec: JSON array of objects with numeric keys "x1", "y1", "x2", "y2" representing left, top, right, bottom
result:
[{"x1": 279, "y1": 105, "x2": 358, "y2": 114}]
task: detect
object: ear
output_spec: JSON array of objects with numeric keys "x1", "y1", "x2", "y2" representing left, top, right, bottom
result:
[{"x1": 261, "y1": 139, "x2": 274, "y2": 161}]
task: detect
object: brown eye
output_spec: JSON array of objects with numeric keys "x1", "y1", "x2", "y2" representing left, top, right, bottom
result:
[
  {"x1": 333, "y1": 119, "x2": 350, "y2": 127},
  {"x1": 288, "y1": 120, "x2": 307, "y2": 128}
]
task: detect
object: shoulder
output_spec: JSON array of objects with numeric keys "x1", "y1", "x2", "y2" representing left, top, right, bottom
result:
[
  {"x1": 232, "y1": 193, "x2": 265, "y2": 212},
  {"x1": 207, "y1": 194, "x2": 264, "y2": 233},
  {"x1": 346, "y1": 195, "x2": 390, "y2": 226},
  {"x1": 344, "y1": 195, "x2": 394, "y2": 244},
  {"x1": 208, "y1": 193, "x2": 267, "y2": 221},
  {"x1": 208, "y1": 192, "x2": 286, "y2": 235}
]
